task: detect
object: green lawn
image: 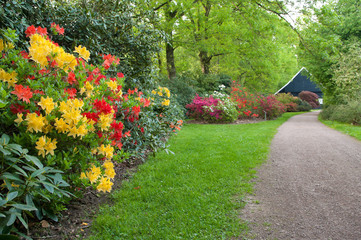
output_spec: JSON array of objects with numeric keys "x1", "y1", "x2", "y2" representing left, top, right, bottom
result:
[
  {"x1": 319, "y1": 118, "x2": 361, "y2": 141},
  {"x1": 87, "y1": 112, "x2": 301, "y2": 240}
]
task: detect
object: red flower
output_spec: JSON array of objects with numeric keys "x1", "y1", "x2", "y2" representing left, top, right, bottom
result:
[
  {"x1": 67, "y1": 71, "x2": 77, "y2": 84},
  {"x1": 36, "y1": 26, "x2": 47, "y2": 36},
  {"x1": 10, "y1": 104, "x2": 26, "y2": 114},
  {"x1": 20, "y1": 51, "x2": 30, "y2": 59},
  {"x1": 33, "y1": 90, "x2": 45, "y2": 95},
  {"x1": 117, "y1": 72, "x2": 124, "y2": 78},
  {"x1": 11, "y1": 84, "x2": 33, "y2": 103},
  {"x1": 56, "y1": 25, "x2": 64, "y2": 35},
  {"x1": 132, "y1": 106, "x2": 141, "y2": 116},
  {"x1": 25, "y1": 25, "x2": 36, "y2": 37},
  {"x1": 93, "y1": 98, "x2": 112, "y2": 115},
  {"x1": 64, "y1": 88, "x2": 77, "y2": 98}
]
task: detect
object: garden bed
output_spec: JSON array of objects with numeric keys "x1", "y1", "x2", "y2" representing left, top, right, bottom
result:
[{"x1": 27, "y1": 157, "x2": 143, "y2": 240}]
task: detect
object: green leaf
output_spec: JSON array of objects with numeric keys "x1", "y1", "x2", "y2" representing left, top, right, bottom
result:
[
  {"x1": 30, "y1": 168, "x2": 45, "y2": 178},
  {"x1": 11, "y1": 204, "x2": 37, "y2": 211},
  {"x1": 17, "y1": 214, "x2": 28, "y2": 229},
  {"x1": 42, "y1": 182, "x2": 55, "y2": 193},
  {"x1": 7, "y1": 144, "x2": 23, "y2": 155},
  {"x1": 6, "y1": 213, "x2": 16, "y2": 226},
  {"x1": 0, "y1": 213, "x2": 5, "y2": 218},
  {"x1": 1, "y1": 134, "x2": 10, "y2": 145},
  {"x1": 24, "y1": 155, "x2": 43, "y2": 168},
  {"x1": 6, "y1": 191, "x2": 18, "y2": 202}
]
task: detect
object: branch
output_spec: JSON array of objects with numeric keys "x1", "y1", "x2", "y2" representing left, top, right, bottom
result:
[
  {"x1": 153, "y1": 0, "x2": 172, "y2": 11},
  {"x1": 254, "y1": 1, "x2": 316, "y2": 57}
]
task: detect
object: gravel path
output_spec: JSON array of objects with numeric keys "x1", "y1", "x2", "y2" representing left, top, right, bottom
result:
[{"x1": 241, "y1": 111, "x2": 361, "y2": 240}]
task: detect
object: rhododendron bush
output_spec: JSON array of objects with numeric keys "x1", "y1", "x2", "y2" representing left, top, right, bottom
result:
[
  {"x1": 187, "y1": 81, "x2": 286, "y2": 123},
  {"x1": 0, "y1": 24, "x2": 182, "y2": 230},
  {"x1": 186, "y1": 92, "x2": 238, "y2": 123}
]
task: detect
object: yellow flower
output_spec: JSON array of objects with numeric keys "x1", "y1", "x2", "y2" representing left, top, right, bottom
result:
[
  {"x1": 76, "y1": 123, "x2": 88, "y2": 139},
  {"x1": 38, "y1": 96, "x2": 57, "y2": 114},
  {"x1": 106, "y1": 81, "x2": 117, "y2": 91},
  {"x1": 98, "y1": 144, "x2": 114, "y2": 159},
  {"x1": 104, "y1": 167, "x2": 116, "y2": 179},
  {"x1": 74, "y1": 45, "x2": 90, "y2": 62},
  {"x1": 35, "y1": 136, "x2": 47, "y2": 157},
  {"x1": 151, "y1": 90, "x2": 156, "y2": 95},
  {"x1": 98, "y1": 113, "x2": 113, "y2": 131},
  {"x1": 103, "y1": 160, "x2": 114, "y2": 170},
  {"x1": 161, "y1": 99, "x2": 170, "y2": 106},
  {"x1": 0, "y1": 39, "x2": 3, "y2": 53},
  {"x1": 14, "y1": 113, "x2": 23, "y2": 124},
  {"x1": 26, "y1": 113, "x2": 46, "y2": 133},
  {"x1": 54, "y1": 118, "x2": 68, "y2": 133},
  {"x1": 80, "y1": 172, "x2": 87, "y2": 179},
  {"x1": 86, "y1": 171, "x2": 99, "y2": 184},
  {"x1": 44, "y1": 137, "x2": 57, "y2": 156},
  {"x1": 91, "y1": 148, "x2": 97, "y2": 155},
  {"x1": 96, "y1": 177, "x2": 113, "y2": 193}
]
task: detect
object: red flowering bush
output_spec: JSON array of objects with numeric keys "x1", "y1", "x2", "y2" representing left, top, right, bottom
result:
[
  {"x1": 0, "y1": 24, "x2": 182, "y2": 233},
  {"x1": 258, "y1": 95, "x2": 286, "y2": 119},
  {"x1": 298, "y1": 91, "x2": 319, "y2": 108},
  {"x1": 230, "y1": 82, "x2": 260, "y2": 119}
]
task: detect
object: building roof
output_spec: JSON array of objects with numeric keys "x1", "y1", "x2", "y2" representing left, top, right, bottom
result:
[{"x1": 275, "y1": 67, "x2": 323, "y2": 97}]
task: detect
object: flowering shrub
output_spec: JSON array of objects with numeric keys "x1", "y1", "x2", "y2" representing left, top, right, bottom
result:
[
  {"x1": 230, "y1": 82, "x2": 260, "y2": 119},
  {"x1": 0, "y1": 23, "x2": 182, "y2": 218},
  {"x1": 257, "y1": 95, "x2": 286, "y2": 119},
  {"x1": 0, "y1": 134, "x2": 71, "y2": 235},
  {"x1": 186, "y1": 92, "x2": 238, "y2": 123},
  {"x1": 275, "y1": 93, "x2": 299, "y2": 112},
  {"x1": 298, "y1": 91, "x2": 319, "y2": 108}
]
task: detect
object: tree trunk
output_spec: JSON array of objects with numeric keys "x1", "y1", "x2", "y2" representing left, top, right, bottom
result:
[
  {"x1": 199, "y1": 50, "x2": 212, "y2": 74},
  {"x1": 166, "y1": 41, "x2": 177, "y2": 80}
]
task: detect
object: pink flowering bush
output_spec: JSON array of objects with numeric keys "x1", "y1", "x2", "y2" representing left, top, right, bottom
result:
[{"x1": 186, "y1": 92, "x2": 238, "y2": 123}]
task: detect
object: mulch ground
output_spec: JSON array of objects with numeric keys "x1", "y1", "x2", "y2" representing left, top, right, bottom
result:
[
  {"x1": 25, "y1": 118, "x2": 263, "y2": 240},
  {"x1": 26, "y1": 157, "x2": 143, "y2": 240}
]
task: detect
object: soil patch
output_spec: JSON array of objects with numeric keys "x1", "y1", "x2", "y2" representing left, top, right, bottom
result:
[{"x1": 27, "y1": 157, "x2": 143, "y2": 240}]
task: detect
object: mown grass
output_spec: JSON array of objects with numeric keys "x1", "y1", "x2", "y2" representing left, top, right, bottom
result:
[
  {"x1": 319, "y1": 118, "x2": 361, "y2": 141},
  {"x1": 88, "y1": 112, "x2": 301, "y2": 240}
]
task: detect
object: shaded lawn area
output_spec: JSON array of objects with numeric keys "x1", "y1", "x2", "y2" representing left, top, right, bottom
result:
[
  {"x1": 320, "y1": 119, "x2": 361, "y2": 141},
  {"x1": 88, "y1": 112, "x2": 301, "y2": 240}
]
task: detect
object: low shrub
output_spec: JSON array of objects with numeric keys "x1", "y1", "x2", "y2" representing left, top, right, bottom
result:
[
  {"x1": 0, "y1": 134, "x2": 71, "y2": 236},
  {"x1": 257, "y1": 95, "x2": 286, "y2": 119},
  {"x1": 230, "y1": 82, "x2": 260, "y2": 119},
  {"x1": 275, "y1": 93, "x2": 299, "y2": 112},
  {"x1": 295, "y1": 99, "x2": 312, "y2": 112},
  {"x1": 320, "y1": 100, "x2": 361, "y2": 125},
  {"x1": 186, "y1": 92, "x2": 238, "y2": 123},
  {"x1": 298, "y1": 91, "x2": 319, "y2": 108}
]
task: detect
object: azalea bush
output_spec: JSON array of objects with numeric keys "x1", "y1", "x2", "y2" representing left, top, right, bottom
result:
[
  {"x1": 275, "y1": 93, "x2": 299, "y2": 112},
  {"x1": 230, "y1": 82, "x2": 260, "y2": 119},
  {"x1": 0, "y1": 23, "x2": 182, "y2": 230},
  {"x1": 186, "y1": 91, "x2": 238, "y2": 123},
  {"x1": 257, "y1": 95, "x2": 286, "y2": 119}
]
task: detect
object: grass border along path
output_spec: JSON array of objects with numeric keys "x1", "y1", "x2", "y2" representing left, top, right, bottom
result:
[
  {"x1": 88, "y1": 112, "x2": 301, "y2": 240},
  {"x1": 320, "y1": 118, "x2": 361, "y2": 141}
]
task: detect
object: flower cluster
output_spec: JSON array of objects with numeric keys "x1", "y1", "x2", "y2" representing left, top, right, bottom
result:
[
  {"x1": 152, "y1": 86, "x2": 171, "y2": 106},
  {"x1": 0, "y1": 24, "x2": 159, "y2": 193},
  {"x1": 186, "y1": 93, "x2": 238, "y2": 122}
]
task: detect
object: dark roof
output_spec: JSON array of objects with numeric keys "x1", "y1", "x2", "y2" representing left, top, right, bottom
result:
[{"x1": 275, "y1": 67, "x2": 323, "y2": 97}]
